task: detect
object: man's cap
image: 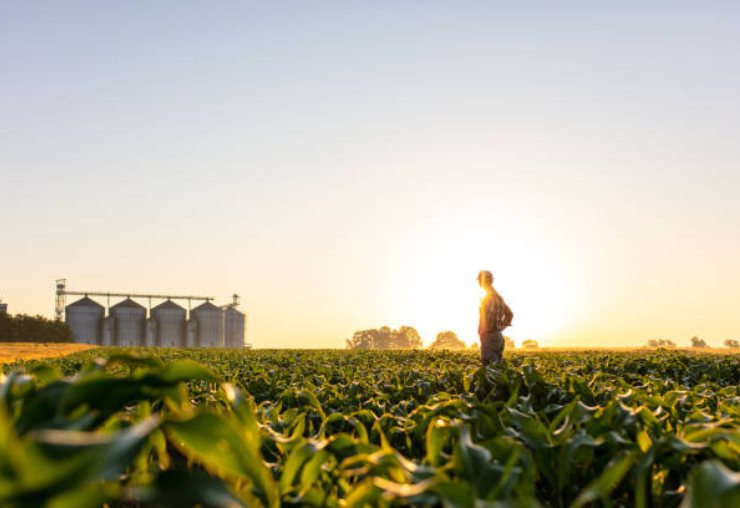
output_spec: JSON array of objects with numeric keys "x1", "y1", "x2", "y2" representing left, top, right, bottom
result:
[{"x1": 476, "y1": 270, "x2": 493, "y2": 283}]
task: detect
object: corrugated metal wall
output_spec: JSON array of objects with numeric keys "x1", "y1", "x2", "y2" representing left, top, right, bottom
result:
[
  {"x1": 65, "y1": 296, "x2": 104, "y2": 345},
  {"x1": 152, "y1": 300, "x2": 186, "y2": 347},
  {"x1": 191, "y1": 302, "x2": 223, "y2": 347},
  {"x1": 110, "y1": 298, "x2": 146, "y2": 346},
  {"x1": 224, "y1": 307, "x2": 245, "y2": 348}
]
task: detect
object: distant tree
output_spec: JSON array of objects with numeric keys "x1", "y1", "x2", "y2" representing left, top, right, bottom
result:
[
  {"x1": 376, "y1": 326, "x2": 393, "y2": 349},
  {"x1": 724, "y1": 339, "x2": 740, "y2": 349},
  {"x1": 429, "y1": 331, "x2": 466, "y2": 350},
  {"x1": 647, "y1": 339, "x2": 676, "y2": 349},
  {"x1": 504, "y1": 336, "x2": 516, "y2": 349},
  {"x1": 345, "y1": 329, "x2": 376, "y2": 350},
  {"x1": 521, "y1": 339, "x2": 538, "y2": 349},
  {"x1": 469, "y1": 342, "x2": 480, "y2": 350},
  {"x1": 690, "y1": 336, "x2": 708, "y2": 348},
  {"x1": 395, "y1": 326, "x2": 423, "y2": 349},
  {"x1": 346, "y1": 326, "x2": 422, "y2": 350},
  {"x1": 0, "y1": 313, "x2": 73, "y2": 343}
]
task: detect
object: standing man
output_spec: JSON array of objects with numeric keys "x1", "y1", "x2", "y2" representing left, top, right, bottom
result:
[{"x1": 477, "y1": 270, "x2": 513, "y2": 365}]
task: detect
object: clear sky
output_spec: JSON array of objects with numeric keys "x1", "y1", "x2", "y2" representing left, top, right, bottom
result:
[{"x1": 1, "y1": 2, "x2": 739, "y2": 348}]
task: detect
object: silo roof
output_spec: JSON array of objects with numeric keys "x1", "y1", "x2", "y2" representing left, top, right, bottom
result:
[
  {"x1": 224, "y1": 306, "x2": 245, "y2": 316},
  {"x1": 153, "y1": 300, "x2": 185, "y2": 311},
  {"x1": 192, "y1": 301, "x2": 220, "y2": 312},
  {"x1": 67, "y1": 296, "x2": 104, "y2": 308},
  {"x1": 111, "y1": 298, "x2": 145, "y2": 309}
]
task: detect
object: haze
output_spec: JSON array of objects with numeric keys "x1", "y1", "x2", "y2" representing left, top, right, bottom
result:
[{"x1": 1, "y1": 2, "x2": 739, "y2": 348}]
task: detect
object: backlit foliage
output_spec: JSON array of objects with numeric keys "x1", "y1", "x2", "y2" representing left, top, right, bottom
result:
[{"x1": 3, "y1": 349, "x2": 740, "y2": 507}]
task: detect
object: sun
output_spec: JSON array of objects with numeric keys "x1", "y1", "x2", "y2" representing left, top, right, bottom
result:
[{"x1": 390, "y1": 238, "x2": 580, "y2": 348}]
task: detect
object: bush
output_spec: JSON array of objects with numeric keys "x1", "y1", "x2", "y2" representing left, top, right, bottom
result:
[{"x1": 0, "y1": 313, "x2": 74, "y2": 343}]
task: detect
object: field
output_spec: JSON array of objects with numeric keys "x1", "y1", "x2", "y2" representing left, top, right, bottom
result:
[
  {"x1": 0, "y1": 341, "x2": 96, "y2": 364},
  {"x1": 3, "y1": 348, "x2": 740, "y2": 507}
]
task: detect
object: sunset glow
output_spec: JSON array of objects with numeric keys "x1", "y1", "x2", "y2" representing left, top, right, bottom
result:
[{"x1": 1, "y1": 3, "x2": 739, "y2": 349}]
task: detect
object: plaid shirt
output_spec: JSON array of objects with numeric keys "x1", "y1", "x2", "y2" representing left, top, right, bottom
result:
[{"x1": 479, "y1": 289, "x2": 513, "y2": 334}]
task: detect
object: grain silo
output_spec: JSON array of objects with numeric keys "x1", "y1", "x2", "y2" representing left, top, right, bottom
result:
[
  {"x1": 224, "y1": 307, "x2": 245, "y2": 348},
  {"x1": 191, "y1": 301, "x2": 223, "y2": 347},
  {"x1": 152, "y1": 300, "x2": 186, "y2": 347},
  {"x1": 110, "y1": 298, "x2": 146, "y2": 346},
  {"x1": 65, "y1": 296, "x2": 104, "y2": 345}
]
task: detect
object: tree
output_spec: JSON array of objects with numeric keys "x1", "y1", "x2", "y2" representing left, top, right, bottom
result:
[
  {"x1": 521, "y1": 339, "x2": 538, "y2": 349},
  {"x1": 346, "y1": 326, "x2": 422, "y2": 350},
  {"x1": 504, "y1": 336, "x2": 516, "y2": 349},
  {"x1": 345, "y1": 329, "x2": 376, "y2": 350},
  {"x1": 647, "y1": 339, "x2": 676, "y2": 349},
  {"x1": 469, "y1": 342, "x2": 479, "y2": 350},
  {"x1": 724, "y1": 339, "x2": 739, "y2": 349},
  {"x1": 429, "y1": 331, "x2": 466, "y2": 350},
  {"x1": 395, "y1": 326, "x2": 423, "y2": 349},
  {"x1": 0, "y1": 313, "x2": 73, "y2": 343},
  {"x1": 690, "y1": 336, "x2": 708, "y2": 348}
]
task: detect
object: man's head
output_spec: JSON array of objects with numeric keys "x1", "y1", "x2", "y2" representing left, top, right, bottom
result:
[{"x1": 476, "y1": 270, "x2": 494, "y2": 288}]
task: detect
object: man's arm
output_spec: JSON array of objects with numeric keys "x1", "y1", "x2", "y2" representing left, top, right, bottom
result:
[
  {"x1": 478, "y1": 298, "x2": 488, "y2": 335},
  {"x1": 503, "y1": 301, "x2": 514, "y2": 327}
]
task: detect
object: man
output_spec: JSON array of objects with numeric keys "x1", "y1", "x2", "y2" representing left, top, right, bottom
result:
[{"x1": 477, "y1": 270, "x2": 513, "y2": 365}]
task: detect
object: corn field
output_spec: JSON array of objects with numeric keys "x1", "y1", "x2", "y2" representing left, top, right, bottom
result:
[{"x1": 2, "y1": 349, "x2": 740, "y2": 507}]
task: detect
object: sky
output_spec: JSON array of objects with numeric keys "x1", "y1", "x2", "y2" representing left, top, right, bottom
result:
[{"x1": 1, "y1": 2, "x2": 739, "y2": 349}]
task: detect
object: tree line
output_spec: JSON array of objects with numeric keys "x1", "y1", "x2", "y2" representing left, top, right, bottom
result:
[
  {"x1": 345, "y1": 326, "x2": 423, "y2": 350},
  {"x1": 0, "y1": 313, "x2": 73, "y2": 343},
  {"x1": 346, "y1": 327, "x2": 536, "y2": 350},
  {"x1": 646, "y1": 336, "x2": 739, "y2": 349}
]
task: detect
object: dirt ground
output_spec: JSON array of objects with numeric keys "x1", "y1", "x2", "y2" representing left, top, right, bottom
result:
[{"x1": 0, "y1": 342, "x2": 96, "y2": 364}]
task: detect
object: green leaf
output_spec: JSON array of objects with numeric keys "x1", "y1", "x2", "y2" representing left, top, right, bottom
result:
[
  {"x1": 681, "y1": 460, "x2": 740, "y2": 508},
  {"x1": 165, "y1": 412, "x2": 279, "y2": 508},
  {"x1": 570, "y1": 451, "x2": 635, "y2": 508},
  {"x1": 137, "y1": 360, "x2": 219, "y2": 386},
  {"x1": 133, "y1": 469, "x2": 246, "y2": 508}
]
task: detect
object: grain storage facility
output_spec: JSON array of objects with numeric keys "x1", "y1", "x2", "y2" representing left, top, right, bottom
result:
[
  {"x1": 110, "y1": 298, "x2": 146, "y2": 346},
  {"x1": 224, "y1": 307, "x2": 246, "y2": 348},
  {"x1": 57, "y1": 280, "x2": 247, "y2": 348},
  {"x1": 65, "y1": 296, "x2": 104, "y2": 345},
  {"x1": 191, "y1": 301, "x2": 223, "y2": 347},
  {"x1": 151, "y1": 300, "x2": 186, "y2": 347}
]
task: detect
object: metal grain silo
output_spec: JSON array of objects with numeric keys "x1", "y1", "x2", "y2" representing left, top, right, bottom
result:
[
  {"x1": 224, "y1": 307, "x2": 245, "y2": 348},
  {"x1": 110, "y1": 298, "x2": 146, "y2": 347},
  {"x1": 65, "y1": 296, "x2": 104, "y2": 345},
  {"x1": 152, "y1": 300, "x2": 186, "y2": 348},
  {"x1": 191, "y1": 301, "x2": 223, "y2": 347}
]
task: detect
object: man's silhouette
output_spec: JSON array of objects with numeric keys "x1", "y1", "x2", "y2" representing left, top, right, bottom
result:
[{"x1": 477, "y1": 270, "x2": 513, "y2": 365}]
